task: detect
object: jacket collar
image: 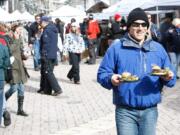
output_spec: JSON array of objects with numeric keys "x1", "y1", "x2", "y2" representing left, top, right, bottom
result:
[{"x1": 121, "y1": 33, "x2": 156, "y2": 51}]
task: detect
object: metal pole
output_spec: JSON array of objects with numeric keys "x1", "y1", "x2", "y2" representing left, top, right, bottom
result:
[
  {"x1": 156, "y1": 0, "x2": 159, "y2": 28},
  {"x1": 84, "y1": 0, "x2": 86, "y2": 11}
]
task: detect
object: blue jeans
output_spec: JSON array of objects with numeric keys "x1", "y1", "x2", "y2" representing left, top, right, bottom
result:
[
  {"x1": 33, "y1": 39, "x2": 41, "y2": 69},
  {"x1": 0, "y1": 81, "x2": 4, "y2": 124},
  {"x1": 6, "y1": 83, "x2": 25, "y2": 98},
  {"x1": 115, "y1": 105, "x2": 158, "y2": 135},
  {"x1": 169, "y1": 52, "x2": 180, "y2": 76}
]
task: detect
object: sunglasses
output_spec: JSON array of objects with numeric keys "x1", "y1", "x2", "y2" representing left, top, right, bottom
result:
[{"x1": 131, "y1": 22, "x2": 148, "y2": 27}]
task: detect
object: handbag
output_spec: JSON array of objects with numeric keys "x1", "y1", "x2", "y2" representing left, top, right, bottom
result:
[{"x1": 5, "y1": 66, "x2": 13, "y2": 83}]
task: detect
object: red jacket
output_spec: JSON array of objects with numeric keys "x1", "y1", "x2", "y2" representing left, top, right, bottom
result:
[
  {"x1": 0, "y1": 31, "x2": 7, "y2": 46},
  {"x1": 87, "y1": 20, "x2": 100, "y2": 39}
]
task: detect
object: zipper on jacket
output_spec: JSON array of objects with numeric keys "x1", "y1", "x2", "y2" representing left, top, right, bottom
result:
[
  {"x1": 140, "y1": 50, "x2": 143, "y2": 77},
  {"x1": 140, "y1": 49, "x2": 147, "y2": 77},
  {"x1": 143, "y1": 52, "x2": 147, "y2": 73}
]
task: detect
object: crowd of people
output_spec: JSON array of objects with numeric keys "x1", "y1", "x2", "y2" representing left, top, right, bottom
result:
[{"x1": 0, "y1": 7, "x2": 179, "y2": 135}]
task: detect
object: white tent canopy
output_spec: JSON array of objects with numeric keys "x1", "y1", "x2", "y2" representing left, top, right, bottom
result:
[
  {"x1": 140, "y1": 0, "x2": 180, "y2": 27},
  {"x1": 50, "y1": 5, "x2": 86, "y2": 17},
  {"x1": 103, "y1": 0, "x2": 147, "y2": 16},
  {"x1": 140, "y1": 0, "x2": 180, "y2": 10},
  {"x1": 0, "y1": 8, "x2": 11, "y2": 22},
  {"x1": 10, "y1": 10, "x2": 22, "y2": 21},
  {"x1": 50, "y1": 5, "x2": 86, "y2": 24},
  {"x1": 21, "y1": 11, "x2": 34, "y2": 22}
]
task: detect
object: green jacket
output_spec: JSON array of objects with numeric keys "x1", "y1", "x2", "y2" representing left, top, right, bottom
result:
[
  {"x1": 0, "y1": 43, "x2": 10, "y2": 81},
  {"x1": 9, "y1": 38, "x2": 28, "y2": 84}
]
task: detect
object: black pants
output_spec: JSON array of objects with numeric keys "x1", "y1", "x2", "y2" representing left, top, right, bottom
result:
[
  {"x1": 88, "y1": 39, "x2": 97, "y2": 64},
  {"x1": 40, "y1": 59, "x2": 62, "y2": 94},
  {"x1": 67, "y1": 52, "x2": 80, "y2": 82}
]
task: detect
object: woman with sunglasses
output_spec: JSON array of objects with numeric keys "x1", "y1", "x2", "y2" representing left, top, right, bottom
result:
[{"x1": 97, "y1": 8, "x2": 176, "y2": 135}]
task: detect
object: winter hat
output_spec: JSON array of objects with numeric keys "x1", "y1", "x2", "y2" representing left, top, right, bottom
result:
[
  {"x1": 89, "y1": 14, "x2": 94, "y2": 19},
  {"x1": 127, "y1": 8, "x2": 149, "y2": 28},
  {"x1": 41, "y1": 16, "x2": 51, "y2": 22},
  {"x1": 114, "y1": 13, "x2": 121, "y2": 21}
]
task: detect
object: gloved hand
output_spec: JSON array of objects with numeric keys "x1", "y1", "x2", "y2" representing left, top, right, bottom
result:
[{"x1": 10, "y1": 56, "x2": 15, "y2": 64}]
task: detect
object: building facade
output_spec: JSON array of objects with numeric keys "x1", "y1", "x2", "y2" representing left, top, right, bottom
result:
[{"x1": 2, "y1": 0, "x2": 117, "y2": 14}]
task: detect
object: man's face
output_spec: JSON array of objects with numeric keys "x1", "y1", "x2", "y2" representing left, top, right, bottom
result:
[
  {"x1": 147, "y1": 15, "x2": 152, "y2": 23},
  {"x1": 71, "y1": 26, "x2": 77, "y2": 33},
  {"x1": 16, "y1": 26, "x2": 22, "y2": 35},
  {"x1": 129, "y1": 20, "x2": 148, "y2": 42},
  {"x1": 35, "y1": 16, "x2": 41, "y2": 24},
  {"x1": 176, "y1": 24, "x2": 180, "y2": 28}
]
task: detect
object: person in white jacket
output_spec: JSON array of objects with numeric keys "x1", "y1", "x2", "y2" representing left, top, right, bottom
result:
[{"x1": 63, "y1": 22, "x2": 85, "y2": 84}]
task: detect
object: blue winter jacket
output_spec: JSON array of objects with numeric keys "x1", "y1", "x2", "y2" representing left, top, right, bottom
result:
[
  {"x1": 40, "y1": 23, "x2": 58, "y2": 59},
  {"x1": 97, "y1": 34, "x2": 176, "y2": 108},
  {"x1": 0, "y1": 43, "x2": 10, "y2": 81}
]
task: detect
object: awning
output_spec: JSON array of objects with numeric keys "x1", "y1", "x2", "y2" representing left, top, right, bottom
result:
[{"x1": 86, "y1": 1, "x2": 109, "y2": 13}]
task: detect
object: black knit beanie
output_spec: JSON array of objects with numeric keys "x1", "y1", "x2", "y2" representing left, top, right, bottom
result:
[{"x1": 127, "y1": 8, "x2": 149, "y2": 28}]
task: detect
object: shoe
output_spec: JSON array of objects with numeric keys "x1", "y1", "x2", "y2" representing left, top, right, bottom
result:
[
  {"x1": 3, "y1": 110, "x2": 11, "y2": 126},
  {"x1": 52, "y1": 90, "x2": 62, "y2": 96},
  {"x1": 88, "y1": 62, "x2": 95, "y2": 65},
  {"x1": 17, "y1": 110, "x2": 28, "y2": 117},
  {"x1": 67, "y1": 76, "x2": 73, "y2": 81},
  {"x1": 44, "y1": 90, "x2": 52, "y2": 95},
  {"x1": 84, "y1": 60, "x2": 89, "y2": 64},
  {"x1": 37, "y1": 89, "x2": 44, "y2": 94},
  {"x1": 34, "y1": 67, "x2": 40, "y2": 71},
  {"x1": 74, "y1": 81, "x2": 80, "y2": 84}
]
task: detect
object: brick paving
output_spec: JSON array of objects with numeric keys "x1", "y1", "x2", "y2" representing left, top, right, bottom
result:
[{"x1": 0, "y1": 57, "x2": 180, "y2": 135}]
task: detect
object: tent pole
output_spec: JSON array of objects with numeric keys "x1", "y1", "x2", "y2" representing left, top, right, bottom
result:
[{"x1": 156, "y1": 2, "x2": 159, "y2": 28}]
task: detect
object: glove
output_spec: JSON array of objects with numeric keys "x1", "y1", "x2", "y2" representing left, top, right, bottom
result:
[{"x1": 10, "y1": 56, "x2": 15, "y2": 64}]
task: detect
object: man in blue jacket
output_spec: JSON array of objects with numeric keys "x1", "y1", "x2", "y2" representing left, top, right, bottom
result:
[
  {"x1": 38, "y1": 16, "x2": 62, "y2": 96},
  {"x1": 97, "y1": 8, "x2": 176, "y2": 135}
]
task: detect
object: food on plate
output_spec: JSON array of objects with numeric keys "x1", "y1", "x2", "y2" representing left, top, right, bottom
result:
[
  {"x1": 152, "y1": 65, "x2": 162, "y2": 73},
  {"x1": 151, "y1": 65, "x2": 169, "y2": 76},
  {"x1": 120, "y1": 72, "x2": 139, "y2": 82},
  {"x1": 122, "y1": 72, "x2": 131, "y2": 79}
]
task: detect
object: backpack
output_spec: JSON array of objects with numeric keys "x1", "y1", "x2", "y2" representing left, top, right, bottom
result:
[{"x1": 0, "y1": 34, "x2": 13, "y2": 83}]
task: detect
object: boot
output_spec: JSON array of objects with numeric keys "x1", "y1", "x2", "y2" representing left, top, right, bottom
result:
[
  {"x1": 5, "y1": 91, "x2": 12, "y2": 101},
  {"x1": 3, "y1": 110, "x2": 11, "y2": 126},
  {"x1": 17, "y1": 96, "x2": 28, "y2": 117}
]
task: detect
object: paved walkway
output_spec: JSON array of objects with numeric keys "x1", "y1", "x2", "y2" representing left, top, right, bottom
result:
[{"x1": 0, "y1": 57, "x2": 180, "y2": 135}]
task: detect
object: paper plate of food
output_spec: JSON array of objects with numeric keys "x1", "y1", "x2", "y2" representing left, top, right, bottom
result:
[
  {"x1": 151, "y1": 65, "x2": 169, "y2": 76},
  {"x1": 119, "y1": 72, "x2": 139, "y2": 82}
]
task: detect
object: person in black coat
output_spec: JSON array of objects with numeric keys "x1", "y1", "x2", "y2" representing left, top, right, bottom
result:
[
  {"x1": 111, "y1": 13, "x2": 126, "y2": 39},
  {"x1": 159, "y1": 16, "x2": 174, "y2": 51},
  {"x1": 28, "y1": 14, "x2": 41, "y2": 71},
  {"x1": 38, "y1": 16, "x2": 63, "y2": 96},
  {"x1": 166, "y1": 18, "x2": 180, "y2": 79},
  {"x1": 55, "y1": 18, "x2": 64, "y2": 43}
]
